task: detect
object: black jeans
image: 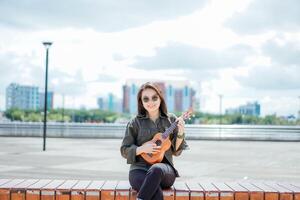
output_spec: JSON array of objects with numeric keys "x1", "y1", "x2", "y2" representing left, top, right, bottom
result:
[{"x1": 129, "y1": 163, "x2": 176, "y2": 200}]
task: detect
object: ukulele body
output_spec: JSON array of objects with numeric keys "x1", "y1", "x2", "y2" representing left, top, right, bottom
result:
[{"x1": 140, "y1": 132, "x2": 171, "y2": 164}]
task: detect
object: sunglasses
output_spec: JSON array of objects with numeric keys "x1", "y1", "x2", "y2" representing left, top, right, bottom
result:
[{"x1": 142, "y1": 95, "x2": 159, "y2": 103}]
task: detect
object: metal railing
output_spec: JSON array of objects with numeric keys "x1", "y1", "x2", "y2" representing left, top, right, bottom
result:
[{"x1": 0, "y1": 122, "x2": 300, "y2": 141}]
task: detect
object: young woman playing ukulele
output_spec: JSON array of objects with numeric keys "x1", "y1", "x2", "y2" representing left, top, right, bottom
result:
[{"x1": 120, "y1": 82, "x2": 188, "y2": 200}]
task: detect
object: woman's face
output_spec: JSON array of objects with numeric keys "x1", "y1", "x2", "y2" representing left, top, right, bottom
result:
[{"x1": 141, "y1": 88, "x2": 161, "y2": 114}]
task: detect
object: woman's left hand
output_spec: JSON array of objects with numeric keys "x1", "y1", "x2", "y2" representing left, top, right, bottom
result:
[{"x1": 176, "y1": 117, "x2": 185, "y2": 136}]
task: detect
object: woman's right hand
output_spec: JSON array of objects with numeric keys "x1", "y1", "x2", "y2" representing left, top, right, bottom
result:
[{"x1": 137, "y1": 142, "x2": 161, "y2": 155}]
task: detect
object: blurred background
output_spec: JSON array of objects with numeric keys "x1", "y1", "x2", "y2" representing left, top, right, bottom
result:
[{"x1": 0, "y1": 0, "x2": 299, "y2": 125}]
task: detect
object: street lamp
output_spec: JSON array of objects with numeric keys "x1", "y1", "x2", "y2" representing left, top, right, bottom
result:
[
  {"x1": 298, "y1": 96, "x2": 300, "y2": 120},
  {"x1": 42, "y1": 41, "x2": 52, "y2": 151}
]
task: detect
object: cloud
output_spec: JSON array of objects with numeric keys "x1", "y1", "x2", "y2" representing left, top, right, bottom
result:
[
  {"x1": 262, "y1": 39, "x2": 300, "y2": 66},
  {"x1": 0, "y1": 51, "x2": 42, "y2": 95},
  {"x1": 236, "y1": 65, "x2": 300, "y2": 90},
  {"x1": 225, "y1": 0, "x2": 300, "y2": 34},
  {"x1": 0, "y1": 51, "x2": 85, "y2": 97},
  {"x1": 0, "y1": 0, "x2": 208, "y2": 32},
  {"x1": 112, "y1": 53, "x2": 126, "y2": 61},
  {"x1": 49, "y1": 69, "x2": 87, "y2": 96},
  {"x1": 131, "y1": 42, "x2": 253, "y2": 70}
]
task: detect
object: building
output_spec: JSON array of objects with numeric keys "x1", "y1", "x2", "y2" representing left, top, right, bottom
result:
[
  {"x1": 6, "y1": 83, "x2": 54, "y2": 111},
  {"x1": 97, "y1": 97, "x2": 104, "y2": 110},
  {"x1": 226, "y1": 101, "x2": 261, "y2": 117},
  {"x1": 122, "y1": 79, "x2": 196, "y2": 114},
  {"x1": 98, "y1": 93, "x2": 122, "y2": 113},
  {"x1": 6, "y1": 83, "x2": 40, "y2": 110},
  {"x1": 39, "y1": 91, "x2": 54, "y2": 110}
]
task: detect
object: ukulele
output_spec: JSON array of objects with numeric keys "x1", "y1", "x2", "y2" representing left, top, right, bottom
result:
[{"x1": 141, "y1": 108, "x2": 193, "y2": 164}]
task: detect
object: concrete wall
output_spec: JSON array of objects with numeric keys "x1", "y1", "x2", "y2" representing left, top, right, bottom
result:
[{"x1": 0, "y1": 122, "x2": 300, "y2": 141}]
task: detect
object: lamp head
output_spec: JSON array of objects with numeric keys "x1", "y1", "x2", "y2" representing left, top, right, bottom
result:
[{"x1": 43, "y1": 42, "x2": 53, "y2": 49}]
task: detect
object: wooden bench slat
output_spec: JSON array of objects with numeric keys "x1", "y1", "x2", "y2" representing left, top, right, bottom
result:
[
  {"x1": 0, "y1": 179, "x2": 26, "y2": 188},
  {"x1": 27, "y1": 179, "x2": 53, "y2": 189},
  {"x1": 162, "y1": 186, "x2": 175, "y2": 200},
  {"x1": 264, "y1": 182, "x2": 293, "y2": 193},
  {"x1": 199, "y1": 182, "x2": 219, "y2": 200},
  {"x1": 55, "y1": 180, "x2": 79, "y2": 200},
  {"x1": 71, "y1": 180, "x2": 92, "y2": 190},
  {"x1": 186, "y1": 182, "x2": 204, "y2": 192},
  {"x1": 186, "y1": 182, "x2": 205, "y2": 200},
  {"x1": 225, "y1": 182, "x2": 248, "y2": 192},
  {"x1": 101, "y1": 181, "x2": 118, "y2": 200},
  {"x1": 173, "y1": 182, "x2": 189, "y2": 200},
  {"x1": 251, "y1": 182, "x2": 279, "y2": 200},
  {"x1": 213, "y1": 182, "x2": 234, "y2": 200},
  {"x1": 264, "y1": 182, "x2": 293, "y2": 200},
  {"x1": 26, "y1": 180, "x2": 53, "y2": 200},
  {"x1": 225, "y1": 182, "x2": 249, "y2": 200},
  {"x1": 12, "y1": 179, "x2": 39, "y2": 189},
  {"x1": 85, "y1": 180, "x2": 104, "y2": 200},
  {"x1": 251, "y1": 182, "x2": 278, "y2": 192},
  {"x1": 0, "y1": 179, "x2": 25, "y2": 200},
  {"x1": 57, "y1": 180, "x2": 79, "y2": 190},
  {"x1": 71, "y1": 181, "x2": 91, "y2": 200},
  {"x1": 278, "y1": 182, "x2": 300, "y2": 193},
  {"x1": 42, "y1": 180, "x2": 66, "y2": 190},
  {"x1": 10, "y1": 179, "x2": 40, "y2": 200},
  {"x1": 41, "y1": 180, "x2": 66, "y2": 200},
  {"x1": 86, "y1": 181, "x2": 104, "y2": 190},
  {"x1": 239, "y1": 182, "x2": 263, "y2": 192},
  {"x1": 115, "y1": 181, "x2": 130, "y2": 200},
  {"x1": 292, "y1": 183, "x2": 300, "y2": 188},
  {"x1": 239, "y1": 182, "x2": 264, "y2": 200},
  {"x1": 213, "y1": 182, "x2": 234, "y2": 192},
  {"x1": 199, "y1": 182, "x2": 219, "y2": 192},
  {"x1": 278, "y1": 183, "x2": 300, "y2": 200},
  {"x1": 0, "y1": 179, "x2": 12, "y2": 187}
]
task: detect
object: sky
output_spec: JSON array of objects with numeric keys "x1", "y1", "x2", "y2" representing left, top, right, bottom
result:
[{"x1": 0, "y1": 0, "x2": 300, "y2": 116}]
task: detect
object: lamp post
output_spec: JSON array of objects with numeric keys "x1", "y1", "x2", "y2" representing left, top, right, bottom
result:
[
  {"x1": 62, "y1": 94, "x2": 65, "y2": 123},
  {"x1": 42, "y1": 41, "x2": 52, "y2": 151},
  {"x1": 298, "y1": 96, "x2": 300, "y2": 120}
]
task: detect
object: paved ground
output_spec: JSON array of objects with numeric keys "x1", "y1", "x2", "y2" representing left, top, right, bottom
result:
[{"x1": 0, "y1": 137, "x2": 299, "y2": 182}]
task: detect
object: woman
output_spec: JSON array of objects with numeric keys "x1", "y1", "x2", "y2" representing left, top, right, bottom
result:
[{"x1": 120, "y1": 82, "x2": 187, "y2": 200}]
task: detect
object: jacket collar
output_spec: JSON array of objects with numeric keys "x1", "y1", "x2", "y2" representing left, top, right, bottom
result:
[{"x1": 137, "y1": 111, "x2": 168, "y2": 119}]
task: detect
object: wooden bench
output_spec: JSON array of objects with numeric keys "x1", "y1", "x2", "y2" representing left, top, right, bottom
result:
[{"x1": 0, "y1": 179, "x2": 299, "y2": 200}]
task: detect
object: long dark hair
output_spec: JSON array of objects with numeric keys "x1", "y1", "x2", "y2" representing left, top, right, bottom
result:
[{"x1": 137, "y1": 82, "x2": 168, "y2": 116}]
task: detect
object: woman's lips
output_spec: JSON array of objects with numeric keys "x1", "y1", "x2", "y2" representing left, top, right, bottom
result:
[{"x1": 147, "y1": 105, "x2": 155, "y2": 109}]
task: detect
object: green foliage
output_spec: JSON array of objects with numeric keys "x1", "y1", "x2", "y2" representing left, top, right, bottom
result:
[
  {"x1": 189, "y1": 111, "x2": 298, "y2": 125},
  {"x1": 3, "y1": 108, "x2": 299, "y2": 125},
  {"x1": 5, "y1": 108, "x2": 25, "y2": 121},
  {"x1": 24, "y1": 113, "x2": 41, "y2": 122}
]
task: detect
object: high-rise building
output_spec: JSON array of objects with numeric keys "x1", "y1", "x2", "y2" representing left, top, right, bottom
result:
[
  {"x1": 97, "y1": 97, "x2": 104, "y2": 110},
  {"x1": 98, "y1": 93, "x2": 122, "y2": 113},
  {"x1": 6, "y1": 83, "x2": 54, "y2": 110},
  {"x1": 122, "y1": 80, "x2": 196, "y2": 114},
  {"x1": 39, "y1": 91, "x2": 54, "y2": 110},
  {"x1": 6, "y1": 83, "x2": 40, "y2": 110},
  {"x1": 225, "y1": 101, "x2": 261, "y2": 117}
]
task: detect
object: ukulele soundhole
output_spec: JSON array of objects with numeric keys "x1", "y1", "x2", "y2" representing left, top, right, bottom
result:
[
  {"x1": 147, "y1": 153, "x2": 153, "y2": 157},
  {"x1": 155, "y1": 140, "x2": 162, "y2": 146}
]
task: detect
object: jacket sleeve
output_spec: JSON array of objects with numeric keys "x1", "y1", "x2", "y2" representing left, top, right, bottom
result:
[
  {"x1": 120, "y1": 119, "x2": 138, "y2": 164},
  {"x1": 168, "y1": 113, "x2": 188, "y2": 156}
]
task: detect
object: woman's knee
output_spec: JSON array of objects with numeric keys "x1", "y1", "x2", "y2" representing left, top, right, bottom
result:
[
  {"x1": 129, "y1": 176, "x2": 144, "y2": 191},
  {"x1": 129, "y1": 170, "x2": 146, "y2": 191},
  {"x1": 148, "y1": 163, "x2": 164, "y2": 176}
]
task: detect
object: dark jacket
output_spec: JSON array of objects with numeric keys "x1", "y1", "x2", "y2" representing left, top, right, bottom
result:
[{"x1": 120, "y1": 112, "x2": 188, "y2": 177}]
